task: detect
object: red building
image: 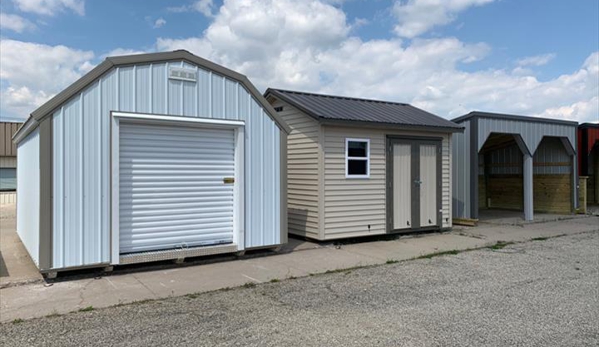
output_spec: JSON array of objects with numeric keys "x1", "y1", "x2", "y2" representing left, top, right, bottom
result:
[{"x1": 578, "y1": 123, "x2": 599, "y2": 204}]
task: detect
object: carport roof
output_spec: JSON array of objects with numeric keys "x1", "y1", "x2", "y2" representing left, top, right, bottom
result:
[
  {"x1": 265, "y1": 88, "x2": 464, "y2": 133},
  {"x1": 452, "y1": 111, "x2": 578, "y2": 126}
]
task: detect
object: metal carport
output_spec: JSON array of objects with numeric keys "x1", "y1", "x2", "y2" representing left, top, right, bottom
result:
[{"x1": 452, "y1": 112, "x2": 578, "y2": 222}]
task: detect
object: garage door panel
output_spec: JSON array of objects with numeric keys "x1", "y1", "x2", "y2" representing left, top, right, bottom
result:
[{"x1": 119, "y1": 122, "x2": 236, "y2": 254}]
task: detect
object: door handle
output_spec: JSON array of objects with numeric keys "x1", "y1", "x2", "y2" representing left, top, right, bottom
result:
[{"x1": 414, "y1": 179, "x2": 422, "y2": 185}]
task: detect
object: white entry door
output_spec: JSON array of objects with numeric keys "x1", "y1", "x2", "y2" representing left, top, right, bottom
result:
[{"x1": 118, "y1": 122, "x2": 236, "y2": 254}]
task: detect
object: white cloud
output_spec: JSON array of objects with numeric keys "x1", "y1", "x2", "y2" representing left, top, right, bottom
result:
[
  {"x1": 13, "y1": 0, "x2": 85, "y2": 16},
  {"x1": 193, "y1": 0, "x2": 214, "y2": 17},
  {"x1": 516, "y1": 53, "x2": 556, "y2": 67},
  {"x1": 156, "y1": 0, "x2": 599, "y2": 123},
  {"x1": 167, "y1": 0, "x2": 214, "y2": 17},
  {"x1": 153, "y1": 17, "x2": 166, "y2": 28},
  {"x1": 0, "y1": 13, "x2": 37, "y2": 32},
  {"x1": 392, "y1": 0, "x2": 494, "y2": 38},
  {"x1": 2, "y1": 0, "x2": 598, "y2": 124},
  {"x1": 0, "y1": 39, "x2": 93, "y2": 118}
]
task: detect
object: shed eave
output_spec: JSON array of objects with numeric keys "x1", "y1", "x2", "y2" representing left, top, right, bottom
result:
[{"x1": 318, "y1": 118, "x2": 464, "y2": 133}]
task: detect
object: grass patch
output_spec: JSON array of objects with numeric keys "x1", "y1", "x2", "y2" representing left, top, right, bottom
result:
[
  {"x1": 531, "y1": 237, "x2": 549, "y2": 241},
  {"x1": 488, "y1": 241, "x2": 514, "y2": 250},
  {"x1": 185, "y1": 293, "x2": 200, "y2": 299},
  {"x1": 78, "y1": 306, "x2": 94, "y2": 312},
  {"x1": 243, "y1": 282, "x2": 256, "y2": 288},
  {"x1": 386, "y1": 259, "x2": 399, "y2": 264},
  {"x1": 417, "y1": 250, "x2": 460, "y2": 259},
  {"x1": 269, "y1": 278, "x2": 280, "y2": 283},
  {"x1": 45, "y1": 312, "x2": 61, "y2": 318},
  {"x1": 12, "y1": 318, "x2": 23, "y2": 324}
]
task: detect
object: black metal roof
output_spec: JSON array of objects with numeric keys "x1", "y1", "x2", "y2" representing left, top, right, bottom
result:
[
  {"x1": 265, "y1": 88, "x2": 463, "y2": 132},
  {"x1": 452, "y1": 111, "x2": 578, "y2": 126}
]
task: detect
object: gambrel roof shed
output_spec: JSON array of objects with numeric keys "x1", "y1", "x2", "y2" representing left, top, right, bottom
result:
[{"x1": 14, "y1": 50, "x2": 289, "y2": 274}]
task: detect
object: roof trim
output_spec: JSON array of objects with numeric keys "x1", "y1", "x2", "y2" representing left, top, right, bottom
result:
[
  {"x1": 318, "y1": 118, "x2": 464, "y2": 133},
  {"x1": 265, "y1": 88, "x2": 464, "y2": 133},
  {"x1": 15, "y1": 50, "x2": 290, "y2": 143},
  {"x1": 452, "y1": 111, "x2": 579, "y2": 126},
  {"x1": 579, "y1": 122, "x2": 599, "y2": 129}
]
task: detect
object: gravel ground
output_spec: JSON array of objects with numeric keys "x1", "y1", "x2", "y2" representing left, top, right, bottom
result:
[{"x1": 2, "y1": 232, "x2": 598, "y2": 347}]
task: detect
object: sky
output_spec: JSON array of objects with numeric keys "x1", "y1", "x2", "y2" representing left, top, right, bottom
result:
[{"x1": 0, "y1": 0, "x2": 598, "y2": 123}]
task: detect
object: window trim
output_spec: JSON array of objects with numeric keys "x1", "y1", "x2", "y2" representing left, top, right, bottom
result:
[{"x1": 345, "y1": 138, "x2": 370, "y2": 178}]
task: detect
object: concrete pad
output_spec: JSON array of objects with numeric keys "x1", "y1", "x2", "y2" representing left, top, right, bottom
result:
[
  {"x1": 0, "y1": 204, "x2": 43, "y2": 288},
  {"x1": 478, "y1": 209, "x2": 586, "y2": 226}
]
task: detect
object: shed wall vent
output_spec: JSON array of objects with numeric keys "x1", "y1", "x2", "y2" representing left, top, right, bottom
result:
[{"x1": 169, "y1": 67, "x2": 197, "y2": 82}]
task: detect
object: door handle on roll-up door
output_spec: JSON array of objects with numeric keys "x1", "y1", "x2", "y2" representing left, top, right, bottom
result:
[
  {"x1": 414, "y1": 179, "x2": 422, "y2": 185},
  {"x1": 223, "y1": 177, "x2": 235, "y2": 184}
]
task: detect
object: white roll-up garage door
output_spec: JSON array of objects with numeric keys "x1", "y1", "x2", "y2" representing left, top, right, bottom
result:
[{"x1": 119, "y1": 122, "x2": 236, "y2": 254}]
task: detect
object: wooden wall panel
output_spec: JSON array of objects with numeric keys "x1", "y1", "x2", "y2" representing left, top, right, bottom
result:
[
  {"x1": 533, "y1": 174, "x2": 572, "y2": 213},
  {"x1": 487, "y1": 175, "x2": 523, "y2": 210}
]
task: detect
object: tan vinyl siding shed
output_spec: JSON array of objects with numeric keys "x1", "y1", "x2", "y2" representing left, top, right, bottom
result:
[{"x1": 266, "y1": 89, "x2": 463, "y2": 240}]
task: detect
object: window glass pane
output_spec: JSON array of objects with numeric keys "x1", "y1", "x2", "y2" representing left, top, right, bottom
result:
[
  {"x1": 348, "y1": 160, "x2": 367, "y2": 175},
  {"x1": 0, "y1": 168, "x2": 17, "y2": 191},
  {"x1": 348, "y1": 141, "x2": 367, "y2": 157}
]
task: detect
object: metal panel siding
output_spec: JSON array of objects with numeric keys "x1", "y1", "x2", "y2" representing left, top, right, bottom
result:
[
  {"x1": 322, "y1": 126, "x2": 451, "y2": 239},
  {"x1": 152, "y1": 64, "x2": 167, "y2": 114},
  {"x1": 477, "y1": 118, "x2": 576, "y2": 155},
  {"x1": 452, "y1": 120, "x2": 470, "y2": 219},
  {"x1": 135, "y1": 65, "x2": 151, "y2": 113},
  {"x1": 51, "y1": 59, "x2": 281, "y2": 268},
  {"x1": 212, "y1": 75, "x2": 225, "y2": 119},
  {"x1": 16, "y1": 128, "x2": 40, "y2": 266},
  {"x1": 533, "y1": 137, "x2": 572, "y2": 174},
  {"x1": 119, "y1": 67, "x2": 135, "y2": 112}
]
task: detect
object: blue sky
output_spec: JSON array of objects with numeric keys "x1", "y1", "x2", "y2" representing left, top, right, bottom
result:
[{"x1": 1, "y1": 0, "x2": 598, "y2": 122}]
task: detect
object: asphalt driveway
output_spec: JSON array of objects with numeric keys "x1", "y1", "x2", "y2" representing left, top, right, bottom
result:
[{"x1": 2, "y1": 231, "x2": 597, "y2": 347}]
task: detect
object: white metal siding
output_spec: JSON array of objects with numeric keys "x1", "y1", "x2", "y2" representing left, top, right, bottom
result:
[
  {"x1": 419, "y1": 144, "x2": 438, "y2": 227},
  {"x1": 52, "y1": 60, "x2": 281, "y2": 268},
  {"x1": 16, "y1": 128, "x2": 40, "y2": 265},
  {"x1": 272, "y1": 100, "x2": 320, "y2": 238},
  {"x1": 323, "y1": 126, "x2": 451, "y2": 239},
  {"x1": 393, "y1": 144, "x2": 411, "y2": 230},
  {"x1": 119, "y1": 123, "x2": 235, "y2": 253}
]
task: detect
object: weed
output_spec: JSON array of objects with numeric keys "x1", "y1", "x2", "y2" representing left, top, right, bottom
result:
[
  {"x1": 78, "y1": 306, "x2": 94, "y2": 312},
  {"x1": 12, "y1": 318, "x2": 23, "y2": 324},
  {"x1": 186, "y1": 293, "x2": 199, "y2": 299},
  {"x1": 269, "y1": 278, "x2": 280, "y2": 283},
  {"x1": 243, "y1": 282, "x2": 257, "y2": 288},
  {"x1": 288, "y1": 276, "x2": 297, "y2": 280},
  {"x1": 386, "y1": 259, "x2": 398, "y2": 264},
  {"x1": 417, "y1": 250, "x2": 460, "y2": 259},
  {"x1": 488, "y1": 241, "x2": 514, "y2": 250},
  {"x1": 531, "y1": 237, "x2": 549, "y2": 241},
  {"x1": 45, "y1": 312, "x2": 61, "y2": 318}
]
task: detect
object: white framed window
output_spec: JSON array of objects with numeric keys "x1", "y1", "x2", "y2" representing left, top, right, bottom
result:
[{"x1": 345, "y1": 138, "x2": 370, "y2": 178}]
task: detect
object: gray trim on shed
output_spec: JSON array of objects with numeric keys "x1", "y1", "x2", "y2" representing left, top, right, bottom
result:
[
  {"x1": 14, "y1": 50, "x2": 291, "y2": 144},
  {"x1": 38, "y1": 117, "x2": 53, "y2": 270},
  {"x1": 453, "y1": 111, "x2": 579, "y2": 126}
]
